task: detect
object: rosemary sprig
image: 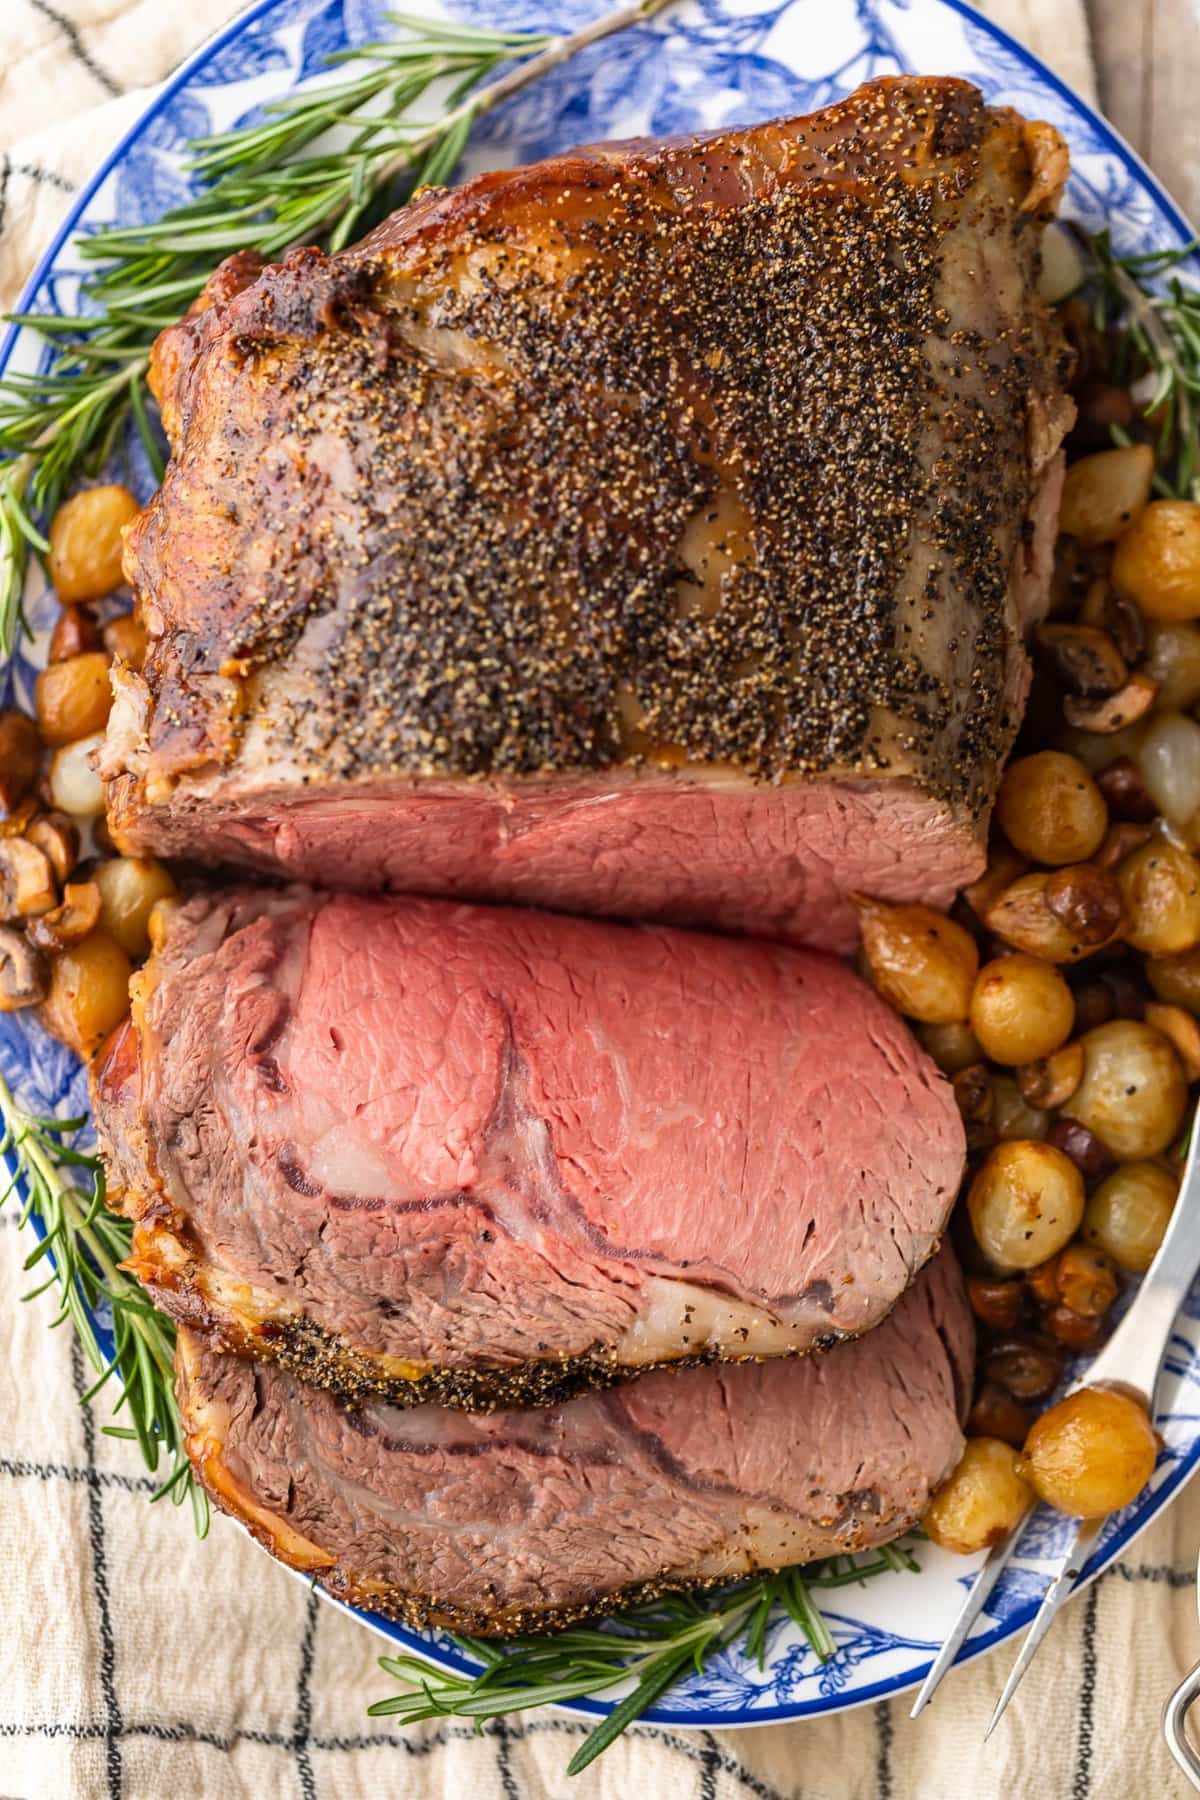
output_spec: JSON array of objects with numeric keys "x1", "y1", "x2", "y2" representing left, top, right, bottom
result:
[
  {"x1": 0, "y1": 1069, "x2": 207, "y2": 1532},
  {"x1": 369, "y1": 1547, "x2": 918, "y2": 1775},
  {"x1": 1072, "y1": 223, "x2": 1200, "y2": 500},
  {"x1": 0, "y1": 0, "x2": 673, "y2": 657}
]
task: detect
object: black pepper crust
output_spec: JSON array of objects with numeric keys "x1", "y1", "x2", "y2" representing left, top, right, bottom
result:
[
  {"x1": 117, "y1": 1216, "x2": 901, "y2": 1414},
  {"x1": 121, "y1": 76, "x2": 1071, "y2": 816},
  {"x1": 245, "y1": 1308, "x2": 855, "y2": 1414}
]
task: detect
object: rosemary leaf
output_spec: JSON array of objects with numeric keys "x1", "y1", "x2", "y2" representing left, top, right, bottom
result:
[
  {"x1": 565, "y1": 1643, "x2": 699, "y2": 1776},
  {"x1": 0, "y1": 1071, "x2": 207, "y2": 1533},
  {"x1": 1071, "y1": 222, "x2": 1200, "y2": 498}
]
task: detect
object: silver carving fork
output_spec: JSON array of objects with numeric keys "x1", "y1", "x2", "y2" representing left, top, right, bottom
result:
[{"x1": 911, "y1": 1114, "x2": 1200, "y2": 1735}]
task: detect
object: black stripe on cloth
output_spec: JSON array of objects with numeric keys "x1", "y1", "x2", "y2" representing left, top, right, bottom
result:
[
  {"x1": 12, "y1": 162, "x2": 78, "y2": 193},
  {"x1": 1109, "y1": 1561, "x2": 1193, "y2": 1588},
  {"x1": 501, "y1": 1719, "x2": 790, "y2": 1797},
  {"x1": 874, "y1": 1698, "x2": 893, "y2": 1799},
  {"x1": 699, "y1": 1729, "x2": 722, "y2": 1800},
  {"x1": 27, "y1": 0, "x2": 123, "y2": 96},
  {"x1": 291, "y1": 1589, "x2": 320, "y2": 1800},
  {"x1": 72, "y1": 1338, "x2": 124, "y2": 1799},
  {"x1": 493, "y1": 1718, "x2": 520, "y2": 1800},
  {"x1": 0, "y1": 1714, "x2": 791, "y2": 1797},
  {"x1": 0, "y1": 1455, "x2": 157, "y2": 1494},
  {"x1": 1073, "y1": 1580, "x2": 1100, "y2": 1800}
]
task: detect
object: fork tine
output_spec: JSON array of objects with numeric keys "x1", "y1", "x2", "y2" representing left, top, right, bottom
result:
[
  {"x1": 983, "y1": 1514, "x2": 1107, "y2": 1740},
  {"x1": 909, "y1": 1507, "x2": 1032, "y2": 1718}
]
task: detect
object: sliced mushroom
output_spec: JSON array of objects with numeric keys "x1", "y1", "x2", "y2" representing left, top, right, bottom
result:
[
  {"x1": 27, "y1": 881, "x2": 101, "y2": 953},
  {"x1": 1077, "y1": 580, "x2": 1147, "y2": 665},
  {"x1": 0, "y1": 838, "x2": 56, "y2": 921},
  {"x1": 1036, "y1": 622, "x2": 1128, "y2": 697},
  {"x1": 1045, "y1": 1116, "x2": 1116, "y2": 1181},
  {"x1": 951, "y1": 1063, "x2": 993, "y2": 1123},
  {"x1": 26, "y1": 813, "x2": 79, "y2": 886},
  {"x1": 1017, "y1": 1040, "x2": 1085, "y2": 1109},
  {"x1": 0, "y1": 710, "x2": 40, "y2": 819},
  {"x1": 0, "y1": 796, "x2": 38, "y2": 839},
  {"x1": 1044, "y1": 863, "x2": 1126, "y2": 946},
  {"x1": 1063, "y1": 673, "x2": 1159, "y2": 733},
  {"x1": 1107, "y1": 594, "x2": 1147, "y2": 666},
  {"x1": 984, "y1": 867, "x2": 1124, "y2": 961},
  {"x1": 0, "y1": 926, "x2": 48, "y2": 1011}
]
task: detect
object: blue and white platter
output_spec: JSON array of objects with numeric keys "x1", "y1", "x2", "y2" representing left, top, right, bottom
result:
[{"x1": 4, "y1": 0, "x2": 1200, "y2": 1736}]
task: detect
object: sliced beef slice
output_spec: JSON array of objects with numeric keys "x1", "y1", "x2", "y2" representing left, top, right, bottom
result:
[
  {"x1": 177, "y1": 1245, "x2": 973, "y2": 1635},
  {"x1": 95, "y1": 888, "x2": 965, "y2": 1408}
]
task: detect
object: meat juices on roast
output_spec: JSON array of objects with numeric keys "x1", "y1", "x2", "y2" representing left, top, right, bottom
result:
[
  {"x1": 102, "y1": 76, "x2": 1073, "y2": 952},
  {"x1": 177, "y1": 1246, "x2": 973, "y2": 1635},
  {"x1": 94, "y1": 889, "x2": 965, "y2": 1409}
]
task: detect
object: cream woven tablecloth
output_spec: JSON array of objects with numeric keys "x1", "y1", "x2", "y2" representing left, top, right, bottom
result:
[{"x1": 2, "y1": 3, "x2": 1197, "y2": 1795}]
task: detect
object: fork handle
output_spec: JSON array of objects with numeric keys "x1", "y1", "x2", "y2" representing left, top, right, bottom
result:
[
  {"x1": 1084, "y1": 1124, "x2": 1200, "y2": 1406},
  {"x1": 1165, "y1": 1658, "x2": 1200, "y2": 1790}
]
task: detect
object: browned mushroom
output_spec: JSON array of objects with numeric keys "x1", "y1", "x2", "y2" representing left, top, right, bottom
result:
[
  {"x1": 0, "y1": 710, "x2": 40, "y2": 819},
  {"x1": 1106, "y1": 594, "x2": 1147, "y2": 665},
  {"x1": 48, "y1": 606, "x2": 101, "y2": 664},
  {"x1": 1017, "y1": 1040, "x2": 1085, "y2": 1108},
  {"x1": 26, "y1": 881, "x2": 101, "y2": 953},
  {"x1": 1036, "y1": 621, "x2": 1128, "y2": 696},
  {"x1": 967, "y1": 1384, "x2": 1033, "y2": 1448},
  {"x1": 1044, "y1": 863, "x2": 1126, "y2": 946},
  {"x1": 1026, "y1": 1258, "x2": 1061, "y2": 1306},
  {"x1": 0, "y1": 926, "x2": 48, "y2": 1011},
  {"x1": 966, "y1": 1276, "x2": 1023, "y2": 1330},
  {"x1": 952, "y1": 1063, "x2": 993, "y2": 1123},
  {"x1": 0, "y1": 797, "x2": 37, "y2": 839},
  {"x1": 1063, "y1": 673, "x2": 1159, "y2": 732},
  {"x1": 1096, "y1": 756, "x2": 1157, "y2": 822},
  {"x1": 984, "y1": 866, "x2": 1124, "y2": 961},
  {"x1": 0, "y1": 838, "x2": 56, "y2": 921},
  {"x1": 1054, "y1": 1244, "x2": 1119, "y2": 1318},
  {"x1": 25, "y1": 813, "x2": 79, "y2": 887},
  {"x1": 1072, "y1": 979, "x2": 1117, "y2": 1033},
  {"x1": 985, "y1": 1335, "x2": 1064, "y2": 1401},
  {"x1": 1042, "y1": 1304, "x2": 1106, "y2": 1352},
  {"x1": 1077, "y1": 580, "x2": 1147, "y2": 665},
  {"x1": 1045, "y1": 1116, "x2": 1116, "y2": 1181}
]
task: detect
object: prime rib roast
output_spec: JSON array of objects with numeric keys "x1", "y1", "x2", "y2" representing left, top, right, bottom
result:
[
  {"x1": 176, "y1": 1246, "x2": 973, "y2": 1635},
  {"x1": 101, "y1": 75, "x2": 1073, "y2": 952},
  {"x1": 93, "y1": 887, "x2": 965, "y2": 1409}
]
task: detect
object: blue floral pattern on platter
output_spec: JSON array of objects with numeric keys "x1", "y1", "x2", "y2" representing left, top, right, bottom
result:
[{"x1": 3, "y1": 0, "x2": 1200, "y2": 1733}]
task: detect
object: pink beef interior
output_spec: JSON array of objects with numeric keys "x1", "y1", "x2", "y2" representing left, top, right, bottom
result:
[
  {"x1": 132, "y1": 770, "x2": 979, "y2": 954},
  {"x1": 97, "y1": 889, "x2": 965, "y2": 1386}
]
